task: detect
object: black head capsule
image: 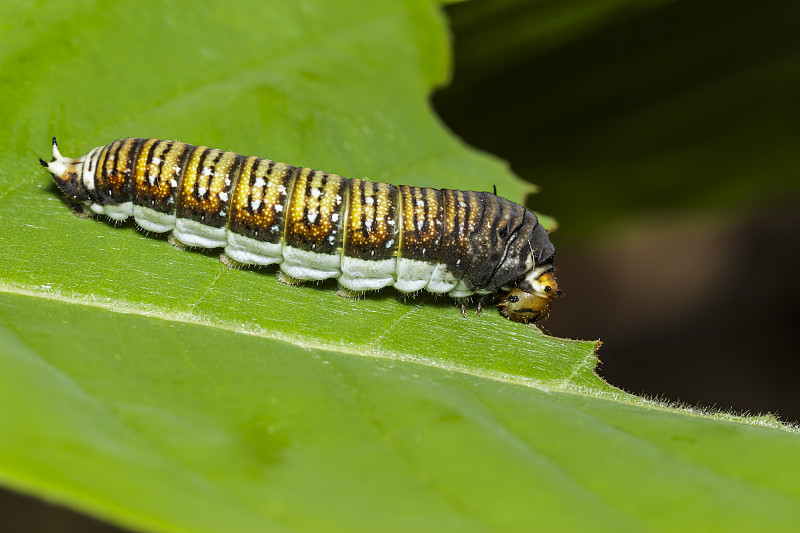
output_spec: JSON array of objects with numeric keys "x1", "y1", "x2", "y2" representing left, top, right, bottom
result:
[{"x1": 497, "y1": 272, "x2": 560, "y2": 324}]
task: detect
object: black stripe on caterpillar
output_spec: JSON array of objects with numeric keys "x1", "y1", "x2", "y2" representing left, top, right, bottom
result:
[{"x1": 40, "y1": 137, "x2": 561, "y2": 323}]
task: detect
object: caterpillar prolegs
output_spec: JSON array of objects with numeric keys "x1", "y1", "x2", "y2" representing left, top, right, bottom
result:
[{"x1": 41, "y1": 137, "x2": 561, "y2": 323}]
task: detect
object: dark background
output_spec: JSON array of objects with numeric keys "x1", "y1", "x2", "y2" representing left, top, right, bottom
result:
[
  {"x1": 3, "y1": 0, "x2": 799, "y2": 531},
  {"x1": 434, "y1": 0, "x2": 800, "y2": 424}
]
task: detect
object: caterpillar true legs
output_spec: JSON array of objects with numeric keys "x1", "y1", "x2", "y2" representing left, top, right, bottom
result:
[{"x1": 41, "y1": 137, "x2": 561, "y2": 323}]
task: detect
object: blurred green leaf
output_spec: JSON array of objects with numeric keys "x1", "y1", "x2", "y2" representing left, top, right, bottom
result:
[
  {"x1": 1, "y1": 1, "x2": 800, "y2": 533},
  {"x1": 438, "y1": 0, "x2": 800, "y2": 241}
]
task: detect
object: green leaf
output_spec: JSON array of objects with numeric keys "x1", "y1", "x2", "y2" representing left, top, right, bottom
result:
[{"x1": 1, "y1": 1, "x2": 800, "y2": 533}]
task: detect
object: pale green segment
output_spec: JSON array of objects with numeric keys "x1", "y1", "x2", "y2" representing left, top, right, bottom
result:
[{"x1": 2, "y1": 295, "x2": 800, "y2": 533}]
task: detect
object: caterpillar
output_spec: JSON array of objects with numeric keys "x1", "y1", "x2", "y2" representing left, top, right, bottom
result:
[{"x1": 40, "y1": 137, "x2": 560, "y2": 323}]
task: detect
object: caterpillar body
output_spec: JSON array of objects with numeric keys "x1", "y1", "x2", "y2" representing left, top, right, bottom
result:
[{"x1": 41, "y1": 137, "x2": 560, "y2": 323}]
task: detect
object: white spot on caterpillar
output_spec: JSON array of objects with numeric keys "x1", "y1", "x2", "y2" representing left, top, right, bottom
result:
[
  {"x1": 331, "y1": 213, "x2": 339, "y2": 222},
  {"x1": 365, "y1": 196, "x2": 374, "y2": 205},
  {"x1": 459, "y1": 201, "x2": 466, "y2": 208},
  {"x1": 274, "y1": 204, "x2": 283, "y2": 212},
  {"x1": 388, "y1": 219, "x2": 395, "y2": 226},
  {"x1": 308, "y1": 212, "x2": 318, "y2": 223},
  {"x1": 311, "y1": 188, "x2": 321, "y2": 198},
  {"x1": 336, "y1": 194, "x2": 342, "y2": 204},
  {"x1": 270, "y1": 224, "x2": 279, "y2": 232},
  {"x1": 254, "y1": 177, "x2": 266, "y2": 188},
  {"x1": 149, "y1": 174, "x2": 156, "y2": 186},
  {"x1": 225, "y1": 178, "x2": 231, "y2": 187},
  {"x1": 202, "y1": 167, "x2": 212, "y2": 177},
  {"x1": 198, "y1": 186, "x2": 207, "y2": 196},
  {"x1": 251, "y1": 199, "x2": 262, "y2": 211},
  {"x1": 219, "y1": 191, "x2": 228, "y2": 202},
  {"x1": 220, "y1": 211, "x2": 226, "y2": 217},
  {"x1": 416, "y1": 220, "x2": 424, "y2": 231},
  {"x1": 278, "y1": 185, "x2": 286, "y2": 194},
  {"x1": 365, "y1": 219, "x2": 373, "y2": 231},
  {"x1": 170, "y1": 179, "x2": 177, "y2": 188},
  {"x1": 416, "y1": 199, "x2": 424, "y2": 207},
  {"x1": 328, "y1": 235, "x2": 335, "y2": 244},
  {"x1": 386, "y1": 239, "x2": 394, "y2": 248}
]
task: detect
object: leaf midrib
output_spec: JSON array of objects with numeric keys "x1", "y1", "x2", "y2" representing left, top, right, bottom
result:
[{"x1": 4, "y1": 279, "x2": 796, "y2": 436}]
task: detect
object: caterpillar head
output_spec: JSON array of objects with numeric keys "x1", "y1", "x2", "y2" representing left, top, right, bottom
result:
[{"x1": 497, "y1": 271, "x2": 561, "y2": 324}]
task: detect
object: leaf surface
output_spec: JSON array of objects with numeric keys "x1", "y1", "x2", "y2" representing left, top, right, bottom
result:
[{"x1": 1, "y1": 1, "x2": 799, "y2": 532}]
